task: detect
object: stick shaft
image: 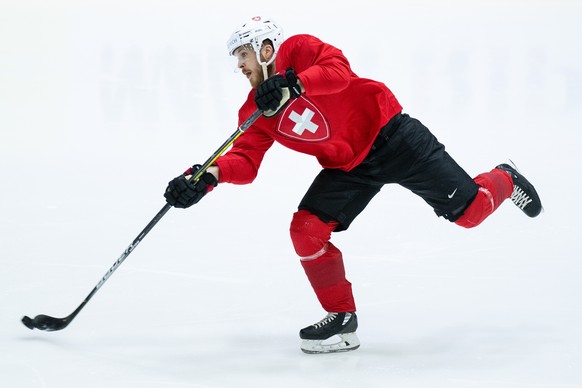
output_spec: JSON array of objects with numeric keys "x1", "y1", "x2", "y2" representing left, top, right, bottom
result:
[{"x1": 55, "y1": 110, "x2": 262, "y2": 325}]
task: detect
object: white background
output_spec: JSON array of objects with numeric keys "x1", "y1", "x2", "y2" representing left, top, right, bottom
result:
[{"x1": 1, "y1": 0, "x2": 581, "y2": 387}]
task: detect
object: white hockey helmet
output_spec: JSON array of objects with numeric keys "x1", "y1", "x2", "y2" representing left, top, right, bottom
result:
[{"x1": 226, "y1": 16, "x2": 284, "y2": 65}]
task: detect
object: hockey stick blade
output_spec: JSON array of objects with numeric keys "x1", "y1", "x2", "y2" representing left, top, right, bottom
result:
[{"x1": 21, "y1": 314, "x2": 72, "y2": 331}]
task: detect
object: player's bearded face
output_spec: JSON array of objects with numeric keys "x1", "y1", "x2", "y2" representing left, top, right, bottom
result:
[{"x1": 234, "y1": 45, "x2": 265, "y2": 88}]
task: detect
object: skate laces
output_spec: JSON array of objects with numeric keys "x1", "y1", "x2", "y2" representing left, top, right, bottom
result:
[
  {"x1": 510, "y1": 185, "x2": 533, "y2": 210},
  {"x1": 313, "y1": 313, "x2": 338, "y2": 329}
]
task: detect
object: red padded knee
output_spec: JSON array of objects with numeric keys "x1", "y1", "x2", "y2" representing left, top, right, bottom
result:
[{"x1": 289, "y1": 210, "x2": 338, "y2": 259}]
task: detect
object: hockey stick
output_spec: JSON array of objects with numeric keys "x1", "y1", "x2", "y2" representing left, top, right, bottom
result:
[{"x1": 22, "y1": 109, "x2": 263, "y2": 331}]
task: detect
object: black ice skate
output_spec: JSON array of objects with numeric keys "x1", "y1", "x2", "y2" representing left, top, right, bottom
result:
[
  {"x1": 299, "y1": 312, "x2": 360, "y2": 354},
  {"x1": 496, "y1": 161, "x2": 543, "y2": 217}
]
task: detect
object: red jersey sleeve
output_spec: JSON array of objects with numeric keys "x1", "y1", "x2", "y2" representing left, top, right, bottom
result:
[
  {"x1": 275, "y1": 34, "x2": 354, "y2": 96},
  {"x1": 214, "y1": 98, "x2": 274, "y2": 184}
]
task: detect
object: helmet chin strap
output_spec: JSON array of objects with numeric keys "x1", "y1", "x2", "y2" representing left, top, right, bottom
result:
[
  {"x1": 257, "y1": 50, "x2": 275, "y2": 81},
  {"x1": 260, "y1": 62, "x2": 269, "y2": 81}
]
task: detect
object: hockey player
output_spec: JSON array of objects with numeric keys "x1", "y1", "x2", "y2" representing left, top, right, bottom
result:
[{"x1": 164, "y1": 16, "x2": 543, "y2": 354}]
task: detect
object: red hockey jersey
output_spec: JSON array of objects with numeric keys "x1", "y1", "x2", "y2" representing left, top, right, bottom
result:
[{"x1": 215, "y1": 34, "x2": 402, "y2": 184}]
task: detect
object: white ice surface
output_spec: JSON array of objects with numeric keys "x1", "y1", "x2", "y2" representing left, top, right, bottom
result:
[{"x1": 1, "y1": 1, "x2": 581, "y2": 387}]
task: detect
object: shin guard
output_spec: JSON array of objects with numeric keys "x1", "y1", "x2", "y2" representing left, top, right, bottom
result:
[
  {"x1": 455, "y1": 168, "x2": 513, "y2": 228},
  {"x1": 290, "y1": 210, "x2": 356, "y2": 312}
]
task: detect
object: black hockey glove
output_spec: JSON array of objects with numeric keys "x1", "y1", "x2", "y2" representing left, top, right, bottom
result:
[
  {"x1": 255, "y1": 67, "x2": 302, "y2": 117},
  {"x1": 164, "y1": 165, "x2": 218, "y2": 209}
]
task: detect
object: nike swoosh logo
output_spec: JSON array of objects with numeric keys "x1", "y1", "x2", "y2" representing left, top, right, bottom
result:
[{"x1": 448, "y1": 188, "x2": 458, "y2": 199}]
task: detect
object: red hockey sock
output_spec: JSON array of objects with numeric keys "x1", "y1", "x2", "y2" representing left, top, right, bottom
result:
[
  {"x1": 300, "y1": 243, "x2": 356, "y2": 312},
  {"x1": 455, "y1": 168, "x2": 514, "y2": 228},
  {"x1": 290, "y1": 210, "x2": 356, "y2": 312}
]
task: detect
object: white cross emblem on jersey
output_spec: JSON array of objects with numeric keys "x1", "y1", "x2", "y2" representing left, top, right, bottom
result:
[
  {"x1": 275, "y1": 97, "x2": 330, "y2": 142},
  {"x1": 289, "y1": 108, "x2": 319, "y2": 136}
]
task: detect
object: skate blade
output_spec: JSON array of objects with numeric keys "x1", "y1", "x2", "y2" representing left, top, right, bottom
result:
[{"x1": 300, "y1": 332, "x2": 360, "y2": 354}]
